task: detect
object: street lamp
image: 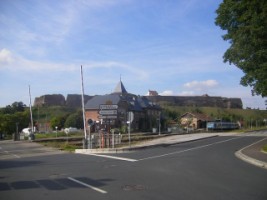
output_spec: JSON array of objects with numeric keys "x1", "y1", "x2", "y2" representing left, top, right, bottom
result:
[{"x1": 55, "y1": 126, "x2": 58, "y2": 138}]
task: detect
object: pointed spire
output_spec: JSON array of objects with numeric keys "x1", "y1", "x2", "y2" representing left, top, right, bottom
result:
[{"x1": 112, "y1": 78, "x2": 128, "y2": 94}]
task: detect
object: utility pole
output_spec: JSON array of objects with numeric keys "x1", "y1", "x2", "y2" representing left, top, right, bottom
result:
[
  {"x1": 28, "y1": 85, "x2": 34, "y2": 140},
  {"x1": 158, "y1": 111, "x2": 161, "y2": 135},
  {"x1": 80, "y1": 65, "x2": 88, "y2": 149}
]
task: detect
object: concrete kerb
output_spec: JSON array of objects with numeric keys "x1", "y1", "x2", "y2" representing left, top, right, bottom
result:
[
  {"x1": 235, "y1": 150, "x2": 267, "y2": 170},
  {"x1": 75, "y1": 134, "x2": 219, "y2": 154},
  {"x1": 235, "y1": 137, "x2": 267, "y2": 170}
]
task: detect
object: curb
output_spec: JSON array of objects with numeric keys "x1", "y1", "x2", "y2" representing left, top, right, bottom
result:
[
  {"x1": 75, "y1": 135, "x2": 219, "y2": 154},
  {"x1": 235, "y1": 137, "x2": 267, "y2": 170},
  {"x1": 235, "y1": 150, "x2": 267, "y2": 170}
]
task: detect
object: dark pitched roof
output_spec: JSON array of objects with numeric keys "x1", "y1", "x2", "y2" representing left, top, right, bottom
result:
[
  {"x1": 85, "y1": 93, "x2": 161, "y2": 112},
  {"x1": 112, "y1": 81, "x2": 127, "y2": 94},
  {"x1": 85, "y1": 94, "x2": 121, "y2": 109}
]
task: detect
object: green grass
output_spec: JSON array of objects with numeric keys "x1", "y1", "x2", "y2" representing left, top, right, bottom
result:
[
  {"x1": 35, "y1": 131, "x2": 83, "y2": 139},
  {"x1": 40, "y1": 141, "x2": 78, "y2": 152},
  {"x1": 262, "y1": 144, "x2": 267, "y2": 153},
  {"x1": 161, "y1": 105, "x2": 267, "y2": 128}
]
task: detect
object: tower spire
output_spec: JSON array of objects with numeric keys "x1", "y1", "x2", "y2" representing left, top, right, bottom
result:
[{"x1": 112, "y1": 77, "x2": 127, "y2": 94}]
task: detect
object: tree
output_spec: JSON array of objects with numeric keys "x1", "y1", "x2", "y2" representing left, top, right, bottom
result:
[
  {"x1": 11, "y1": 102, "x2": 26, "y2": 112},
  {"x1": 50, "y1": 116, "x2": 66, "y2": 130},
  {"x1": 215, "y1": 0, "x2": 267, "y2": 97},
  {"x1": 64, "y1": 111, "x2": 83, "y2": 129},
  {"x1": 0, "y1": 110, "x2": 30, "y2": 136},
  {"x1": 0, "y1": 101, "x2": 26, "y2": 114}
]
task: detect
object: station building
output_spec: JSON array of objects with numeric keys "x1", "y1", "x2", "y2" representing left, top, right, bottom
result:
[{"x1": 84, "y1": 81, "x2": 161, "y2": 132}]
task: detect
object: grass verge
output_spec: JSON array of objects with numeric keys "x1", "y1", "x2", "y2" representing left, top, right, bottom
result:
[
  {"x1": 40, "y1": 141, "x2": 78, "y2": 152},
  {"x1": 262, "y1": 144, "x2": 267, "y2": 153}
]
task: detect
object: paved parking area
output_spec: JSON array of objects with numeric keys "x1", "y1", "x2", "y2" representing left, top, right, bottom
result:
[{"x1": 0, "y1": 140, "x2": 64, "y2": 160}]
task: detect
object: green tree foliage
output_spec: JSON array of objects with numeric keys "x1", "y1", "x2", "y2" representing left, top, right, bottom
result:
[
  {"x1": 0, "y1": 102, "x2": 29, "y2": 136},
  {"x1": 64, "y1": 111, "x2": 83, "y2": 129},
  {"x1": 215, "y1": 0, "x2": 267, "y2": 97},
  {"x1": 0, "y1": 110, "x2": 30, "y2": 136},
  {"x1": 50, "y1": 116, "x2": 66, "y2": 130},
  {"x1": 0, "y1": 101, "x2": 26, "y2": 114}
]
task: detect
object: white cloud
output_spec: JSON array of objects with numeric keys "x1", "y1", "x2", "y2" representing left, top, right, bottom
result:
[
  {"x1": 0, "y1": 49, "x2": 13, "y2": 65},
  {"x1": 184, "y1": 80, "x2": 218, "y2": 90},
  {"x1": 0, "y1": 49, "x2": 148, "y2": 82},
  {"x1": 159, "y1": 90, "x2": 174, "y2": 96},
  {"x1": 179, "y1": 91, "x2": 195, "y2": 96}
]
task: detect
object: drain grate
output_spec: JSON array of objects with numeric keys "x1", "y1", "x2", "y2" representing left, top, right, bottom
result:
[{"x1": 122, "y1": 184, "x2": 146, "y2": 191}]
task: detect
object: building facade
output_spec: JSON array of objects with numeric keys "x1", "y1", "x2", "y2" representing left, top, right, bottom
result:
[
  {"x1": 180, "y1": 112, "x2": 214, "y2": 129},
  {"x1": 84, "y1": 81, "x2": 161, "y2": 132}
]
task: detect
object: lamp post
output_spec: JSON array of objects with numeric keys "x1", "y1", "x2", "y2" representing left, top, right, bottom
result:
[
  {"x1": 158, "y1": 111, "x2": 161, "y2": 135},
  {"x1": 55, "y1": 126, "x2": 58, "y2": 138},
  {"x1": 15, "y1": 122, "x2": 19, "y2": 141}
]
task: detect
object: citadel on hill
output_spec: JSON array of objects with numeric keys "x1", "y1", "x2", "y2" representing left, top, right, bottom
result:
[{"x1": 34, "y1": 88, "x2": 243, "y2": 109}]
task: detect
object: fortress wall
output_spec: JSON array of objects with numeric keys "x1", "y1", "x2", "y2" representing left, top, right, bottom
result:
[{"x1": 146, "y1": 96, "x2": 243, "y2": 109}]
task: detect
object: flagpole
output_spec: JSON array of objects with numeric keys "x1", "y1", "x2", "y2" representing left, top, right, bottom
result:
[{"x1": 80, "y1": 65, "x2": 88, "y2": 149}]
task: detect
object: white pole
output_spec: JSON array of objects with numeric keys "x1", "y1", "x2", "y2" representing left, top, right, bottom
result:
[
  {"x1": 158, "y1": 111, "x2": 161, "y2": 135},
  {"x1": 28, "y1": 85, "x2": 34, "y2": 138},
  {"x1": 80, "y1": 65, "x2": 88, "y2": 148},
  {"x1": 128, "y1": 112, "x2": 131, "y2": 148}
]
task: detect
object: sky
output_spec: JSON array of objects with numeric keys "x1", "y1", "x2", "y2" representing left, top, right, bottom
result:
[{"x1": 0, "y1": 0, "x2": 266, "y2": 109}]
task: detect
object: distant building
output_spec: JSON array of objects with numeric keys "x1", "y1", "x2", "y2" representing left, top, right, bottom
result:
[
  {"x1": 148, "y1": 90, "x2": 159, "y2": 96},
  {"x1": 180, "y1": 112, "x2": 214, "y2": 129},
  {"x1": 34, "y1": 94, "x2": 65, "y2": 107},
  {"x1": 85, "y1": 81, "x2": 161, "y2": 132}
]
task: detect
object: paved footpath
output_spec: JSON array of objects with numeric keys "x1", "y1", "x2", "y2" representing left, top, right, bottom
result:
[{"x1": 0, "y1": 140, "x2": 65, "y2": 160}]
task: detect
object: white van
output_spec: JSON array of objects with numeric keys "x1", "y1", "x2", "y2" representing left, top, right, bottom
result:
[
  {"x1": 22, "y1": 128, "x2": 32, "y2": 136},
  {"x1": 64, "y1": 127, "x2": 78, "y2": 134}
]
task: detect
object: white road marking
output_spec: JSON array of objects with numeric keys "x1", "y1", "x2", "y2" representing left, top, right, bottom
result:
[
  {"x1": 238, "y1": 137, "x2": 267, "y2": 152},
  {"x1": 88, "y1": 153, "x2": 138, "y2": 162},
  {"x1": 3, "y1": 150, "x2": 20, "y2": 158},
  {"x1": 68, "y1": 177, "x2": 107, "y2": 194},
  {"x1": 138, "y1": 136, "x2": 243, "y2": 161}
]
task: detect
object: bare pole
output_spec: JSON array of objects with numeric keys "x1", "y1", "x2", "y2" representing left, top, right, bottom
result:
[
  {"x1": 80, "y1": 65, "x2": 88, "y2": 148},
  {"x1": 28, "y1": 85, "x2": 34, "y2": 135}
]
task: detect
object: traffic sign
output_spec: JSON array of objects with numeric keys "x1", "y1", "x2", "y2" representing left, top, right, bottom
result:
[
  {"x1": 100, "y1": 104, "x2": 118, "y2": 110},
  {"x1": 98, "y1": 115, "x2": 117, "y2": 119},
  {"x1": 128, "y1": 111, "x2": 134, "y2": 123},
  {"x1": 99, "y1": 110, "x2": 117, "y2": 115}
]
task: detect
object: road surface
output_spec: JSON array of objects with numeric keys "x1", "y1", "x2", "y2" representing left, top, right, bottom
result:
[{"x1": 1, "y1": 135, "x2": 267, "y2": 200}]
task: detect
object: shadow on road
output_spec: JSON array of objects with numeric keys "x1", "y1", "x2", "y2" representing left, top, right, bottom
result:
[
  {"x1": 0, "y1": 160, "x2": 42, "y2": 169},
  {"x1": 0, "y1": 177, "x2": 113, "y2": 191}
]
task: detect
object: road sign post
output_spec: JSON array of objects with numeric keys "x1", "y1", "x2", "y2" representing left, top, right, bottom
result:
[
  {"x1": 99, "y1": 104, "x2": 118, "y2": 148},
  {"x1": 127, "y1": 112, "x2": 134, "y2": 148}
]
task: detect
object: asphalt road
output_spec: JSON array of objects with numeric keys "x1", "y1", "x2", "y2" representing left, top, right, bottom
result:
[{"x1": 1, "y1": 135, "x2": 267, "y2": 200}]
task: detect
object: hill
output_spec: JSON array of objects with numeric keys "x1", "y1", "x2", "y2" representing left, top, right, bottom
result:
[{"x1": 162, "y1": 105, "x2": 267, "y2": 128}]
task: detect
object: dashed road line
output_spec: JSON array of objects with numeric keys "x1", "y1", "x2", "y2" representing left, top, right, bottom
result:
[
  {"x1": 68, "y1": 177, "x2": 107, "y2": 194},
  {"x1": 88, "y1": 153, "x2": 138, "y2": 162}
]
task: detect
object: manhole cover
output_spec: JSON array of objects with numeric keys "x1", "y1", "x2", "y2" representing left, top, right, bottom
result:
[{"x1": 122, "y1": 184, "x2": 146, "y2": 191}]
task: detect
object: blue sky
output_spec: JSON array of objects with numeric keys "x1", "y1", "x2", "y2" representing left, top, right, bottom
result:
[{"x1": 0, "y1": 0, "x2": 266, "y2": 109}]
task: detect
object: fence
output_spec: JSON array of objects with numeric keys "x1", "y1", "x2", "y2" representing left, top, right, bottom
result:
[{"x1": 90, "y1": 132, "x2": 122, "y2": 148}]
